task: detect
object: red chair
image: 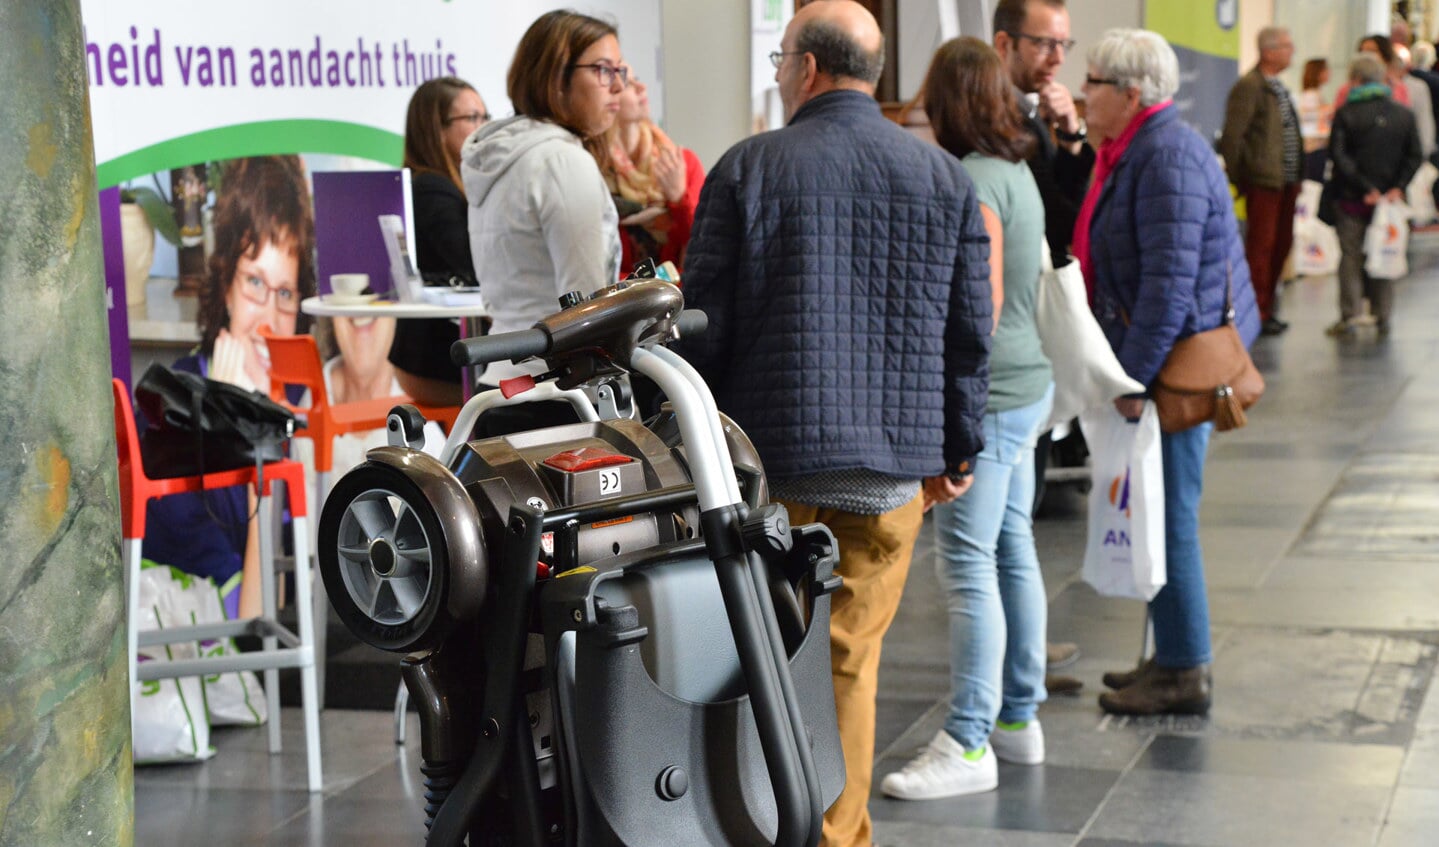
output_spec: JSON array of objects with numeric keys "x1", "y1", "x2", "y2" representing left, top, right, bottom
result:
[{"x1": 112, "y1": 378, "x2": 323, "y2": 791}]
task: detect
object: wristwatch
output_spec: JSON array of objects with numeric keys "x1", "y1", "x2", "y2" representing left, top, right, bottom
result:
[{"x1": 1054, "y1": 119, "x2": 1087, "y2": 143}]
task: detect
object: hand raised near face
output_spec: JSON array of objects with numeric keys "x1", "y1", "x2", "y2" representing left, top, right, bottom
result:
[
  {"x1": 653, "y1": 145, "x2": 687, "y2": 206},
  {"x1": 1036, "y1": 80, "x2": 1081, "y2": 134},
  {"x1": 210, "y1": 329, "x2": 259, "y2": 393}
]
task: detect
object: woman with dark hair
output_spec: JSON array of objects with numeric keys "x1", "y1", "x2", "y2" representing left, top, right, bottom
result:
[
  {"x1": 1299, "y1": 58, "x2": 1332, "y2": 180},
  {"x1": 147, "y1": 155, "x2": 317, "y2": 618},
  {"x1": 595, "y1": 62, "x2": 704, "y2": 273},
  {"x1": 1334, "y1": 35, "x2": 1412, "y2": 107},
  {"x1": 1075, "y1": 29, "x2": 1258, "y2": 715},
  {"x1": 389, "y1": 76, "x2": 489, "y2": 407},
  {"x1": 460, "y1": 9, "x2": 624, "y2": 433},
  {"x1": 881, "y1": 36, "x2": 1052, "y2": 800}
]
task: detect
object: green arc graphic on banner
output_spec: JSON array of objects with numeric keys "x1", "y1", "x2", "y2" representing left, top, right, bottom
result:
[{"x1": 95, "y1": 119, "x2": 403, "y2": 188}]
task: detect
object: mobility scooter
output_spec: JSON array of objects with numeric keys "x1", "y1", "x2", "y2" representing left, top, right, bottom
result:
[{"x1": 317, "y1": 280, "x2": 845, "y2": 845}]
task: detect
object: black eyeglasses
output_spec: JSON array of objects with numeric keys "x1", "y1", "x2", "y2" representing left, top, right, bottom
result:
[
  {"x1": 1010, "y1": 32, "x2": 1076, "y2": 55},
  {"x1": 1084, "y1": 75, "x2": 1121, "y2": 87},
  {"x1": 442, "y1": 111, "x2": 491, "y2": 126},
  {"x1": 769, "y1": 50, "x2": 804, "y2": 68},
  {"x1": 570, "y1": 63, "x2": 628, "y2": 87}
]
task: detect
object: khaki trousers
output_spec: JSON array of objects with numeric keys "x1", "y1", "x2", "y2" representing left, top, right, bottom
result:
[{"x1": 778, "y1": 493, "x2": 925, "y2": 847}]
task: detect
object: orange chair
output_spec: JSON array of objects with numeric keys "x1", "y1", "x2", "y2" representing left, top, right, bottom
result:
[
  {"x1": 258, "y1": 326, "x2": 461, "y2": 499},
  {"x1": 112, "y1": 378, "x2": 323, "y2": 791}
]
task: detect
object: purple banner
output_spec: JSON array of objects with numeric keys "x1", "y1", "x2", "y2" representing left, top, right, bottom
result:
[
  {"x1": 312, "y1": 170, "x2": 408, "y2": 297},
  {"x1": 98, "y1": 186, "x2": 132, "y2": 386}
]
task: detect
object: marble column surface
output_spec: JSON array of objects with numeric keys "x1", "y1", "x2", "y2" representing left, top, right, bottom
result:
[{"x1": 0, "y1": 1, "x2": 134, "y2": 845}]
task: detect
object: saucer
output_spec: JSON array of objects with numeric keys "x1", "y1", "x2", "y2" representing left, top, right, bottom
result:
[{"x1": 323, "y1": 293, "x2": 379, "y2": 305}]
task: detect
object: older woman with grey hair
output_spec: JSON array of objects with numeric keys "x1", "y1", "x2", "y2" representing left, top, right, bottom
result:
[
  {"x1": 1324, "y1": 52, "x2": 1423, "y2": 337},
  {"x1": 1071, "y1": 28, "x2": 1260, "y2": 715}
]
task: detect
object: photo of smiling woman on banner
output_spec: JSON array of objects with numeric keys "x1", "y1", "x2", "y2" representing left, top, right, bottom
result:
[{"x1": 142, "y1": 155, "x2": 317, "y2": 620}]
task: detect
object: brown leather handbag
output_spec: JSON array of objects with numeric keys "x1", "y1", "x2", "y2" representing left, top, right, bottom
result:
[{"x1": 1151, "y1": 268, "x2": 1265, "y2": 433}]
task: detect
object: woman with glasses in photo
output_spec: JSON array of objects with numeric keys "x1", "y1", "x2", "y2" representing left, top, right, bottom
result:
[
  {"x1": 142, "y1": 155, "x2": 317, "y2": 619},
  {"x1": 461, "y1": 9, "x2": 625, "y2": 435},
  {"x1": 389, "y1": 76, "x2": 490, "y2": 407}
]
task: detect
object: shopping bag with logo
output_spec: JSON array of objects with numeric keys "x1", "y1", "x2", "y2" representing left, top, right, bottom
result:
[
  {"x1": 1407, "y1": 161, "x2": 1438, "y2": 224},
  {"x1": 1035, "y1": 241, "x2": 1144, "y2": 431},
  {"x1": 132, "y1": 566, "x2": 214, "y2": 764},
  {"x1": 1364, "y1": 197, "x2": 1410, "y2": 280},
  {"x1": 155, "y1": 565, "x2": 268, "y2": 727},
  {"x1": 1078, "y1": 402, "x2": 1166, "y2": 600},
  {"x1": 1292, "y1": 180, "x2": 1340, "y2": 277}
]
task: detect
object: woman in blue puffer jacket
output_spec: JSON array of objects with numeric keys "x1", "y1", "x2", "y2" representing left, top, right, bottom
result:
[{"x1": 1072, "y1": 28, "x2": 1260, "y2": 716}]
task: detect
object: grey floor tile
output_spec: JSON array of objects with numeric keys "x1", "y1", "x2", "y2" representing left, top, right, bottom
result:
[
  {"x1": 1375, "y1": 787, "x2": 1439, "y2": 847},
  {"x1": 135, "y1": 783, "x2": 313, "y2": 845},
  {"x1": 263, "y1": 765, "x2": 430, "y2": 846},
  {"x1": 1086, "y1": 769, "x2": 1388, "y2": 847},
  {"x1": 1209, "y1": 586, "x2": 1439, "y2": 631},
  {"x1": 1196, "y1": 526, "x2": 1297, "y2": 588},
  {"x1": 869, "y1": 763, "x2": 1119, "y2": 834},
  {"x1": 1134, "y1": 734, "x2": 1404, "y2": 786},
  {"x1": 1202, "y1": 629, "x2": 1435, "y2": 744},
  {"x1": 873, "y1": 819, "x2": 1077, "y2": 846},
  {"x1": 1261, "y1": 555, "x2": 1439, "y2": 593},
  {"x1": 1397, "y1": 725, "x2": 1439, "y2": 789}
]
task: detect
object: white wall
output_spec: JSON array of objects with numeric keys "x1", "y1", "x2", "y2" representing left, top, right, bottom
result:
[
  {"x1": 659, "y1": 0, "x2": 751, "y2": 170},
  {"x1": 1061, "y1": 1, "x2": 1143, "y2": 93}
]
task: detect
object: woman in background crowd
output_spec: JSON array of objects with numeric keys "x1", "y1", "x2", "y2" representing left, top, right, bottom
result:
[
  {"x1": 596, "y1": 62, "x2": 704, "y2": 274},
  {"x1": 1074, "y1": 29, "x2": 1259, "y2": 715},
  {"x1": 461, "y1": 9, "x2": 624, "y2": 435},
  {"x1": 1299, "y1": 58, "x2": 1332, "y2": 181},
  {"x1": 1325, "y1": 53, "x2": 1423, "y2": 338},
  {"x1": 1334, "y1": 34, "x2": 1412, "y2": 107},
  {"x1": 144, "y1": 155, "x2": 316, "y2": 619},
  {"x1": 881, "y1": 36, "x2": 1052, "y2": 801},
  {"x1": 388, "y1": 76, "x2": 488, "y2": 407}
]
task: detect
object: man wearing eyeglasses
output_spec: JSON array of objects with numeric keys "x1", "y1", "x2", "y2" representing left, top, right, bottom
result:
[
  {"x1": 993, "y1": 0, "x2": 1094, "y2": 265},
  {"x1": 682, "y1": 2, "x2": 992, "y2": 844}
]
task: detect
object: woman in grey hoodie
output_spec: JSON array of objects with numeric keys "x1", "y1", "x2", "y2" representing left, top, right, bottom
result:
[{"x1": 461, "y1": 10, "x2": 625, "y2": 396}]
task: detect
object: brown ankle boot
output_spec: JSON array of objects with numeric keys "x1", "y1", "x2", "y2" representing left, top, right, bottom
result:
[
  {"x1": 1101, "y1": 658, "x2": 1156, "y2": 690},
  {"x1": 1098, "y1": 663, "x2": 1211, "y2": 716}
]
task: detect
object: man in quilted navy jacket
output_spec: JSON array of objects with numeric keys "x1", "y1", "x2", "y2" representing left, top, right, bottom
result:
[{"x1": 680, "y1": 2, "x2": 992, "y2": 843}]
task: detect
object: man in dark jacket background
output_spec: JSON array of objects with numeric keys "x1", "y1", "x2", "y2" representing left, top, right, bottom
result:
[
  {"x1": 993, "y1": 0, "x2": 1095, "y2": 265},
  {"x1": 1219, "y1": 26, "x2": 1303, "y2": 337},
  {"x1": 680, "y1": 2, "x2": 992, "y2": 843}
]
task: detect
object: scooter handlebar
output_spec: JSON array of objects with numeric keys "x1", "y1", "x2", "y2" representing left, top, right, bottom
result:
[{"x1": 450, "y1": 328, "x2": 552, "y2": 367}]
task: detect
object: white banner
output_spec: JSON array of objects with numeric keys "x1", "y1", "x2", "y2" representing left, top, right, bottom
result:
[{"x1": 81, "y1": 0, "x2": 664, "y2": 186}]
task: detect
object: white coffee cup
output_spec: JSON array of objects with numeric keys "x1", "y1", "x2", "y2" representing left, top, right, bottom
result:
[{"x1": 330, "y1": 273, "x2": 369, "y2": 297}]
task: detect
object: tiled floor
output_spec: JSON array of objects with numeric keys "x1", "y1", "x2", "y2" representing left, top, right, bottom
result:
[{"x1": 137, "y1": 238, "x2": 1439, "y2": 845}]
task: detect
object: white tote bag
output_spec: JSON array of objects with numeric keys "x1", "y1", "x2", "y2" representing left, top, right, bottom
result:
[
  {"x1": 1035, "y1": 241, "x2": 1144, "y2": 431},
  {"x1": 1292, "y1": 180, "x2": 1340, "y2": 277},
  {"x1": 1364, "y1": 197, "x2": 1410, "y2": 280},
  {"x1": 1078, "y1": 402, "x2": 1166, "y2": 601}
]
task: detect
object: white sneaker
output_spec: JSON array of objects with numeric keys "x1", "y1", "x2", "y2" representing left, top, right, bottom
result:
[
  {"x1": 879, "y1": 730, "x2": 997, "y2": 800},
  {"x1": 989, "y1": 719, "x2": 1045, "y2": 765}
]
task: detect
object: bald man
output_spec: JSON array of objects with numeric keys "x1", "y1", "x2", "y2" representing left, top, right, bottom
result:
[{"x1": 680, "y1": 2, "x2": 993, "y2": 844}]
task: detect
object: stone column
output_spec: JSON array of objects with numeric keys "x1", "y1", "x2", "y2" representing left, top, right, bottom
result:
[{"x1": 0, "y1": 1, "x2": 134, "y2": 845}]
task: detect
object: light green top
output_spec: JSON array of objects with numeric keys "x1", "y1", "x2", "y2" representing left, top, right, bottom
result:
[{"x1": 962, "y1": 152, "x2": 1052, "y2": 412}]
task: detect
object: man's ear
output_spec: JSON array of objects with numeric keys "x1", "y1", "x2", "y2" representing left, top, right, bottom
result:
[
  {"x1": 801, "y1": 52, "x2": 820, "y2": 93},
  {"x1": 994, "y1": 32, "x2": 1013, "y2": 61}
]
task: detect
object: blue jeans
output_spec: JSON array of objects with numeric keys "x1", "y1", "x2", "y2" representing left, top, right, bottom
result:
[
  {"x1": 935, "y1": 384, "x2": 1053, "y2": 750},
  {"x1": 1150, "y1": 422, "x2": 1213, "y2": 667}
]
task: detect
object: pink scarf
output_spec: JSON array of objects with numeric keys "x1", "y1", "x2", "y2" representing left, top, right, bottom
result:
[{"x1": 1072, "y1": 100, "x2": 1172, "y2": 298}]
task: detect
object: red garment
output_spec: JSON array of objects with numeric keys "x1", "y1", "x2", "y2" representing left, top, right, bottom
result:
[
  {"x1": 618, "y1": 147, "x2": 705, "y2": 276},
  {"x1": 1072, "y1": 100, "x2": 1172, "y2": 299}
]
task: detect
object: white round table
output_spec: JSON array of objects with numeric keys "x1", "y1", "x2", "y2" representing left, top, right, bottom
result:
[
  {"x1": 300, "y1": 296, "x2": 491, "y2": 398},
  {"x1": 299, "y1": 296, "x2": 489, "y2": 320}
]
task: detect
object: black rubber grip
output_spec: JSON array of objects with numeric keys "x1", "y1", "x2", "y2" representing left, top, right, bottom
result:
[
  {"x1": 675, "y1": 309, "x2": 708, "y2": 338},
  {"x1": 450, "y1": 327, "x2": 551, "y2": 366}
]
